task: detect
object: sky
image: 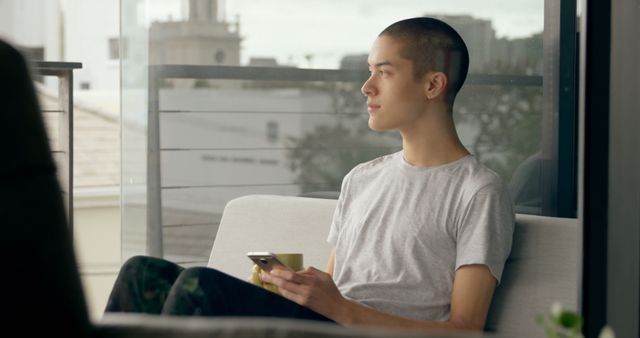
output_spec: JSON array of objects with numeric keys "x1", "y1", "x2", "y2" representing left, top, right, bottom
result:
[{"x1": 142, "y1": 0, "x2": 544, "y2": 69}]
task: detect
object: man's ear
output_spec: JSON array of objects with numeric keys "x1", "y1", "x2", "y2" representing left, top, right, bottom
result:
[{"x1": 424, "y1": 72, "x2": 448, "y2": 100}]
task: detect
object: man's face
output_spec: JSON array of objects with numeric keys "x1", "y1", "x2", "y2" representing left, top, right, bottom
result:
[{"x1": 361, "y1": 35, "x2": 429, "y2": 132}]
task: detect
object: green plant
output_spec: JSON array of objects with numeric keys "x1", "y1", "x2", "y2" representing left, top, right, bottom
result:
[{"x1": 537, "y1": 302, "x2": 616, "y2": 338}]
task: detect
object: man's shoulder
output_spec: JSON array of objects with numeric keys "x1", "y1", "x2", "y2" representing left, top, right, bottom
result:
[
  {"x1": 347, "y1": 151, "x2": 400, "y2": 177},
  {"x1": 456, "y1": 156, "x2": 507, "y2": 195}
]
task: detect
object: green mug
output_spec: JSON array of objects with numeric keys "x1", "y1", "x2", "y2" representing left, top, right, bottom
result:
[{"x1": 250, "y1": 253, "x2": 303, "y2": 294}]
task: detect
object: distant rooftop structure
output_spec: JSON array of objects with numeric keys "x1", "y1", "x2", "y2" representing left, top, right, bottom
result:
[
  {"x1": 340, "y1": 54, "x2": 367, "y2": 70},
  {"x1": 149, "y1": 0, "x2": 241, "y2": 66}
]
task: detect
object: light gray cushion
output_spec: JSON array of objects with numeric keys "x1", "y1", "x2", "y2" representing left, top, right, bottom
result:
[{"x1": 485, "y1": 214, "x2": 579, "y2": 337}]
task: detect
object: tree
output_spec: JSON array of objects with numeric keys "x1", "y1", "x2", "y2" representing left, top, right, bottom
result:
[
  {"x1": 286, "y1": 81, "x2": 399, "y2": 193},
  {"x1": 286, "y1": 124, "x2": 398, "y2": 192},
  {"x1": 455, "y1": 60, "x2": 543, "y2": 182}
]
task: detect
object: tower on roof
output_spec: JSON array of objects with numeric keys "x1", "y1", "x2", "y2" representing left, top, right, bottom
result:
[
  {"x1": 150, "y1": 0, "x2": 241, "y2": 67},
  {"x1": 189, "y1": 0, "x2": 218, "y2": 22}
]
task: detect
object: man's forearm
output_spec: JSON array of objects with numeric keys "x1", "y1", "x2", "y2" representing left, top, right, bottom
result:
[
  {"x1": 263, "y1": 267, "x2": 486, "y2": 332},
  {"x1": 333, "y1": 298, "x2": 479, "y2": 331}
]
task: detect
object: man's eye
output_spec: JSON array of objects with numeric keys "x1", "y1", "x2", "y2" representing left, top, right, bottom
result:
[{"x1": 368, "y1": 69, "x2": 387, "y2": 76}]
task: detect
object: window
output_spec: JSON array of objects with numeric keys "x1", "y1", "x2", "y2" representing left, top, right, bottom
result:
[
  {"x1": 108, "y1": 37, "x2": 119, "y2": 60},
  {"x1": 109, "y1": 37, "x2": 127, "y2": 60},
  {"x1": 122, "y1": 0, "x2": 577, "y2": 263},
  {"x1": 214, "y1": 49, "x2": 225, "y2": 63},
  {"x1": 266, "y1": 121, "x2": 279, "y2": 143}
]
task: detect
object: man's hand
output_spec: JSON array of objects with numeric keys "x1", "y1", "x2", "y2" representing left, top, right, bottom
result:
[
  {"x1": 263, "y1": 264, "x2": 496, "y2": 331},
  {"x1": 260, "y1": 266, "x2": 347, "y2": 319},
  {"x1": 261, "y1": 255, "x2": 495, "y2": 332}
]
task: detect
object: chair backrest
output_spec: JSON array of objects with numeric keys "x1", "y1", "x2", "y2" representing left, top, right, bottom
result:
[
  {"x1": 0, "y1": 40, "x2": 90, "y2": 337},
  {"x1": 210, "y1": 194, "x2": 580, "y2": 337},
  {"x1": 485, "y1": 214, "x2": 580, "y2": 337},
  {"x1": 208, "y1": 195, "x2": 336, "y2": 279}
]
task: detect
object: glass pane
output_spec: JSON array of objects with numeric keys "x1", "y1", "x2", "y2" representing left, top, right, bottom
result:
[{"x1": 122, "y1": 0, "x2": 557, "y2": 264}]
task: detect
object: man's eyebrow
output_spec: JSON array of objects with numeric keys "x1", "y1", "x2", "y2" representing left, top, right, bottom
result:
[{"x1": 368, "y1": 61, "x2": 394, "y2": 68}]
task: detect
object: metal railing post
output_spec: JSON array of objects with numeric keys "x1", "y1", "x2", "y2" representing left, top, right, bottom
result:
[
  {"x1": 58, "y1": 69, "x2": 74, "y2": 233},
  {"x1": 32, "y1": 61, "x2": 82, "y2": 235},
  {"x1": 147, "y1": 66, "x2": 164, "y2": 257}
]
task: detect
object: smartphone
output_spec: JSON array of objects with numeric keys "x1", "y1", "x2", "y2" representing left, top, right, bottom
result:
[{"x1": 247, "y1": 252, "x2": 293, "y2": 272}]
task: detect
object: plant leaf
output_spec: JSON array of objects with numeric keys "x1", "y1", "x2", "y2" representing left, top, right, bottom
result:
[{"x1": 559, "y1": 311, "x2": 580, "y2": 329}]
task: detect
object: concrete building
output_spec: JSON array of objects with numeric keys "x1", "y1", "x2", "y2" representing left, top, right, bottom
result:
[
  {"x1": 149, "y1": 0, "x2": 241, "y2": 67},
  {"x1": 432, "y1": 15, "x2": 496, "y2": 72},
  {"x1": 493, "y1": 33, "x2": 544, "y2": 74},
  {"x1": 432, "y1": 14, "x2": 543, "y2": 74},
  {"x1": 0, "y1": 0, "x2": 119, "y2": 91}
]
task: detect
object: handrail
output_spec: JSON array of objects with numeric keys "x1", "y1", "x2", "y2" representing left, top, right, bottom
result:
[
  {"x1": 32, "y1": 61, "x2": 83, "y2": 71},
  {"x1": 150, "y1": 64, "x2": 543, "y2": 86},
  {"x1": 32, "y1": 61, "x2": 83, "y2": 235}
]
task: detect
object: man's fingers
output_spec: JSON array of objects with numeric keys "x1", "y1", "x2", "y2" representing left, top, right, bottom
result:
[
  {"x1": 264, "y1": 274, "x2": 310, "y2": 299},
  {"x1": 278, "y1": 288, "x2": 308, "y2": 306},
  {"x1": 269, "y1": 268, "x2": 308, "y2": 283},
  {"x1": 266, "y1": 275, "x2": 314, "y2": 306},
  {"x1": 301, "y1": 266, "x2": 331, "y2": 282},
  {"x1": 262, "y1": 272, "x2": 302, "y2": 289}
]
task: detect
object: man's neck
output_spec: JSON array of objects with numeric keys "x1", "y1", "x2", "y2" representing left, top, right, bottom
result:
[{"x1": 399, "y1": 109, "x2": 470, "y2": 168}]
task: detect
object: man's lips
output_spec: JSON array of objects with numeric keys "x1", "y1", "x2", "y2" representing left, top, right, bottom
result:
[{"x1": 367, "y1": 104, "x2": 381, "y2": 112}]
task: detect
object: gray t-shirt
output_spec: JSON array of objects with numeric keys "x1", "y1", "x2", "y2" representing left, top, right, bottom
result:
[{"x1": 327, "y1": 151, "x2": 514, "y2": 321}]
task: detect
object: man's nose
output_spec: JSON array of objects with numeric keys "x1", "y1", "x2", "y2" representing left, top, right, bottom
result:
[{"x1": 361, "y1": 77, "x2": 376, "y2": 97}]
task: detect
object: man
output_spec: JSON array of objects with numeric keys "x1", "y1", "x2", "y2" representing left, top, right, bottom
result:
[
  {"x1": 259, "y1": 17, "x2": 514, "y2": 331},
  {"x1": 107, "y1": 17, "x2": 513, "y2": 333}
]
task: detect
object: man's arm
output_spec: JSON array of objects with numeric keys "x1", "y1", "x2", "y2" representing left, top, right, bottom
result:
[
  {"x1": 262, "y1": 263, "x2": 496, "y2": 331},
  {"x1": 325, "y1": 247, "x2": 336, "y2": 277}
]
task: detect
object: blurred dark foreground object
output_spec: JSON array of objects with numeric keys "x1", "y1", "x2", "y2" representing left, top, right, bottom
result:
[{"x1": 0, "y1": 39, "x2": 91, "y2": 337}]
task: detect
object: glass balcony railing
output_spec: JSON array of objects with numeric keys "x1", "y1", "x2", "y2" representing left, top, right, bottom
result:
[{"x1": 143, "y1": 64, "x2": 543, "y2": 261}]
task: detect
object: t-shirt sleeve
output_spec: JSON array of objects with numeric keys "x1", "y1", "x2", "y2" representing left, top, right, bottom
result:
[
  {"x1": 455, "y1": 182, "x2": 514, "y2": 283},
  {"x1": 327, "y1": 170, "x2": 353, "y2": 246}
]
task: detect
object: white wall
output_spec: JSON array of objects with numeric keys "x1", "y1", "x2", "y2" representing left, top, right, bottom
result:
[
  {"x1": 74, "y1": 188, "x2": 121, "y2": 320},
  {"x1": 0, "y1": 0, "x2": 120, "y2": 91},
  {"x1": 0, "y1": 0, "x2": 48, "y2": 46},
  {"x1": 64, "y1": 0, "x2": 119, "y2": 91}
]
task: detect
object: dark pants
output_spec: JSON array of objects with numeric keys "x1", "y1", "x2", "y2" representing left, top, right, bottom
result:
[{"x1": 105, "y1": 256, "x2": 332, "y2": 322}]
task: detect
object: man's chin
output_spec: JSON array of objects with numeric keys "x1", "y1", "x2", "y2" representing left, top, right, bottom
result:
[{"x1": 368, "y1": 119, "x2": 391, "y2": 132}]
